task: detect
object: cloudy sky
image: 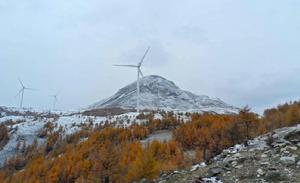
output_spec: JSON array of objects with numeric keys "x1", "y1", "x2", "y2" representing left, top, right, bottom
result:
[{"x1": 0, "y1": 0, "x2": 299, "y2": 113}]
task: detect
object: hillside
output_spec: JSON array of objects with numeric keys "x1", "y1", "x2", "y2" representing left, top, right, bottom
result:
[
  {"x1": 158, "y1": 124, "x2": 300, "y2": 183},
  {"x1": 1, "y1": 101, "x2": 300, "y2": 182},
  {"x1": 0, "y1": 106, "x2": 143, "y2": 166},
  {"x1": 90, "y1": 75, "x2": 238, "y2": 114}
]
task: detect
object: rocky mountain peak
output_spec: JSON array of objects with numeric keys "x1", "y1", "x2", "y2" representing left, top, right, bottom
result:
[{"x1": 90, "y1": 75, "x2": 238, "y2": 113}]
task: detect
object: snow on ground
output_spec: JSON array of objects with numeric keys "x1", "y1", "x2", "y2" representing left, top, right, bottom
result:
[
  {"x1": 0, "y1": 117, "x2": 46, "y2": 166},
  {"x1": 53, "y1": 115, "x2": 105, "y2": 135},
  {"x1": 154, "y1": 113, "x2": 163, "y2": 120},
  {"x1": 140, "y1": 130, "x2": 172, "y2": 146},
  {"x1": 0, "y1": 116, "x2": 26, "y2": 124},
  {"x1": 202, "y1": 177, "x2": 223, "y2": 183},
  {"x1": 190, "y1": 162, "x2": 207, "y2": 172}
]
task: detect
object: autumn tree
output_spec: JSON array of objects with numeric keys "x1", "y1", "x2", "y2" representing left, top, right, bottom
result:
[
  {"x1": 239, "y1": 106, "x2": 258, "y2": 144},
  {"x1": 126, "y1": 147, "x2": 159, "y2": 181},
  {"x1": 0, "y1": 124, "x2": 9, "y2": 150},
  {"x1": 285, "y1": 104, "x2": 300, "y2": 125}
]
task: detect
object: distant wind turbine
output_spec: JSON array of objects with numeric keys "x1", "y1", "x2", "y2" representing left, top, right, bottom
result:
[
  {"x1": 113, "y1": 47, "x2": 150, "y2": 113},
  {"x1": 50, "y1": 92, "x2": 59, "y2": 110},
  {"x1": 15, "y1": 79, "x2": 35, "y2": 108}
]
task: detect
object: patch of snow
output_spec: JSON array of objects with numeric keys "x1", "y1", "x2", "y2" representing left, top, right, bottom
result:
[
  {"x1": 154, "y1": 113, "x2": 163, "y2": 120},
  {"x1": 191, "y1": 162, "x2": 207, "y2": 171},
  {"x1": 222, "y1": 144, "x2": 245, "y2": 154},
  {"x1": 0, "y1": 117, "x2": 46, "y2": 166},
  {"x1": 202, "y1": 177, "x2": 223, "y2": 183},
  {"x1": 248, "y1": 137, "x2": 268, "y2": 150},
  {"x1": 0, "y1": 116, "x2": 26, "y2": 124}
]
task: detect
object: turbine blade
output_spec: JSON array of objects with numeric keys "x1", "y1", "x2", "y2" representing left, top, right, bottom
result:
[
  {"x1": 15, "y1": 89, "x2": 23, "y2": 97},
  {"x1": 138, "y1": 47, "x2": 150, "y2": 66},
  {"x1": 139, "y1": 68, "x2": 144, "y2": 78},
  {"x1": 18, "y1": 79, "x2": 24, "y2": 88},
  {"x1": 25, "y1": 87, "x2": 36, "y2": 91},
  {"x1": 113, "y1": 64, "x2": 138, "y2": 67}
]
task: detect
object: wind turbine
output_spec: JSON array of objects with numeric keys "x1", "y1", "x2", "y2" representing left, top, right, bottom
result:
[
  {"x1": 15, "y1": 79, "x2": 34, "y2": 108},
  {"x1": 113, "y1": 47, "x2": 150, "y2": 113},
  {"x1": 50, "y1": 92, "x2": 59, "y2": 110}
]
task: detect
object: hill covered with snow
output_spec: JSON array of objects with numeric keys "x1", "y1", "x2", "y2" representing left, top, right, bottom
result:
[{"x1": 90, "y1": 75, "x2": 238, "y2": 114}]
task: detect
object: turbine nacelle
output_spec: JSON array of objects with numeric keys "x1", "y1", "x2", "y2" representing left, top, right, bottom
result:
[
  {"x1": 113, "y1": 47, "x2": 149, "y2": 77},
  {"x1": 15, "y1": 79, "x2": 35, "y2": 108}
]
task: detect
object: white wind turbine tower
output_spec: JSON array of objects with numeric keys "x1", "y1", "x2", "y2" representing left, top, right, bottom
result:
[
  {"x1": 50, "y1": 92, "x2": 59, "y2": 110},
  {"x1": 15, "y1": 79, "x2": 34, "y2": 108},
  {"x1": 113, "y1": 47, "x2": 150, "y2": 113}
]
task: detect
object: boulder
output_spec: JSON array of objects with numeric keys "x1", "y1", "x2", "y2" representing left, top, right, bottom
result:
[
  {"x1": 260, "y1": 162, "x2": 270, "y2": 166},
  {"x1": 284, "y1": 130, "x2": 300, "y2": 143},
  {"x1": 287, "y1": 146, "x2": 298, "y2": 151},
  {"x1": 231, "y1": 161, "x2": 238, "y2": 167},
  {"x1": 232, "y1": 153, "x2": 241, "y2": 158},
  {"x1": 261, "y1": 153, "x2": 268, "y2": 158},
  {"x1": 235, "y1": 165, "x2": 243, "y2": 169},
  {"x1": 223, "y1": 156, "x2": 237, "y2": 164},
  {"x1": 257, "y1": 168, "x2": 265, "y2": 176},
  {"x1": 268, "y1": 167, "x2": 277, "y2": 171},
  {"x1": 280, "y1": 156, "x2": 296, "y2": 165},
  {"x1": 265, "y1": 172, "x2": 287, "y2": 182},
  {"x1": 208, "y1": 167, "x2": 223, "y2": 177}
]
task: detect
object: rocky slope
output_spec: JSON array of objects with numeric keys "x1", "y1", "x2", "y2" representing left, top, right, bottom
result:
[
  {"x1": 90, "y1": 75, "x2": 238, "y2": 114},
  {"x1": 157, "y1": 124, "x2": 300, "y2": 183}
]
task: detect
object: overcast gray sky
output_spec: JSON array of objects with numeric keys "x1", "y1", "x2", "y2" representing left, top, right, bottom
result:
[{"x1": 0, "y1": 0, "x2": 300, "y2": 113}]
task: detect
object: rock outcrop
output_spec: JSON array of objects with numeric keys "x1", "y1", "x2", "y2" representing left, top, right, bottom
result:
[{"x1": 156, "y1": 124, "x2": 300, "y2": 183}]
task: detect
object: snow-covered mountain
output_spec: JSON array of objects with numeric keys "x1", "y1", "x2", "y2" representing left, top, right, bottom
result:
[{"x1": 90, "y1": 75, "x2": 238, "y2": 113}]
